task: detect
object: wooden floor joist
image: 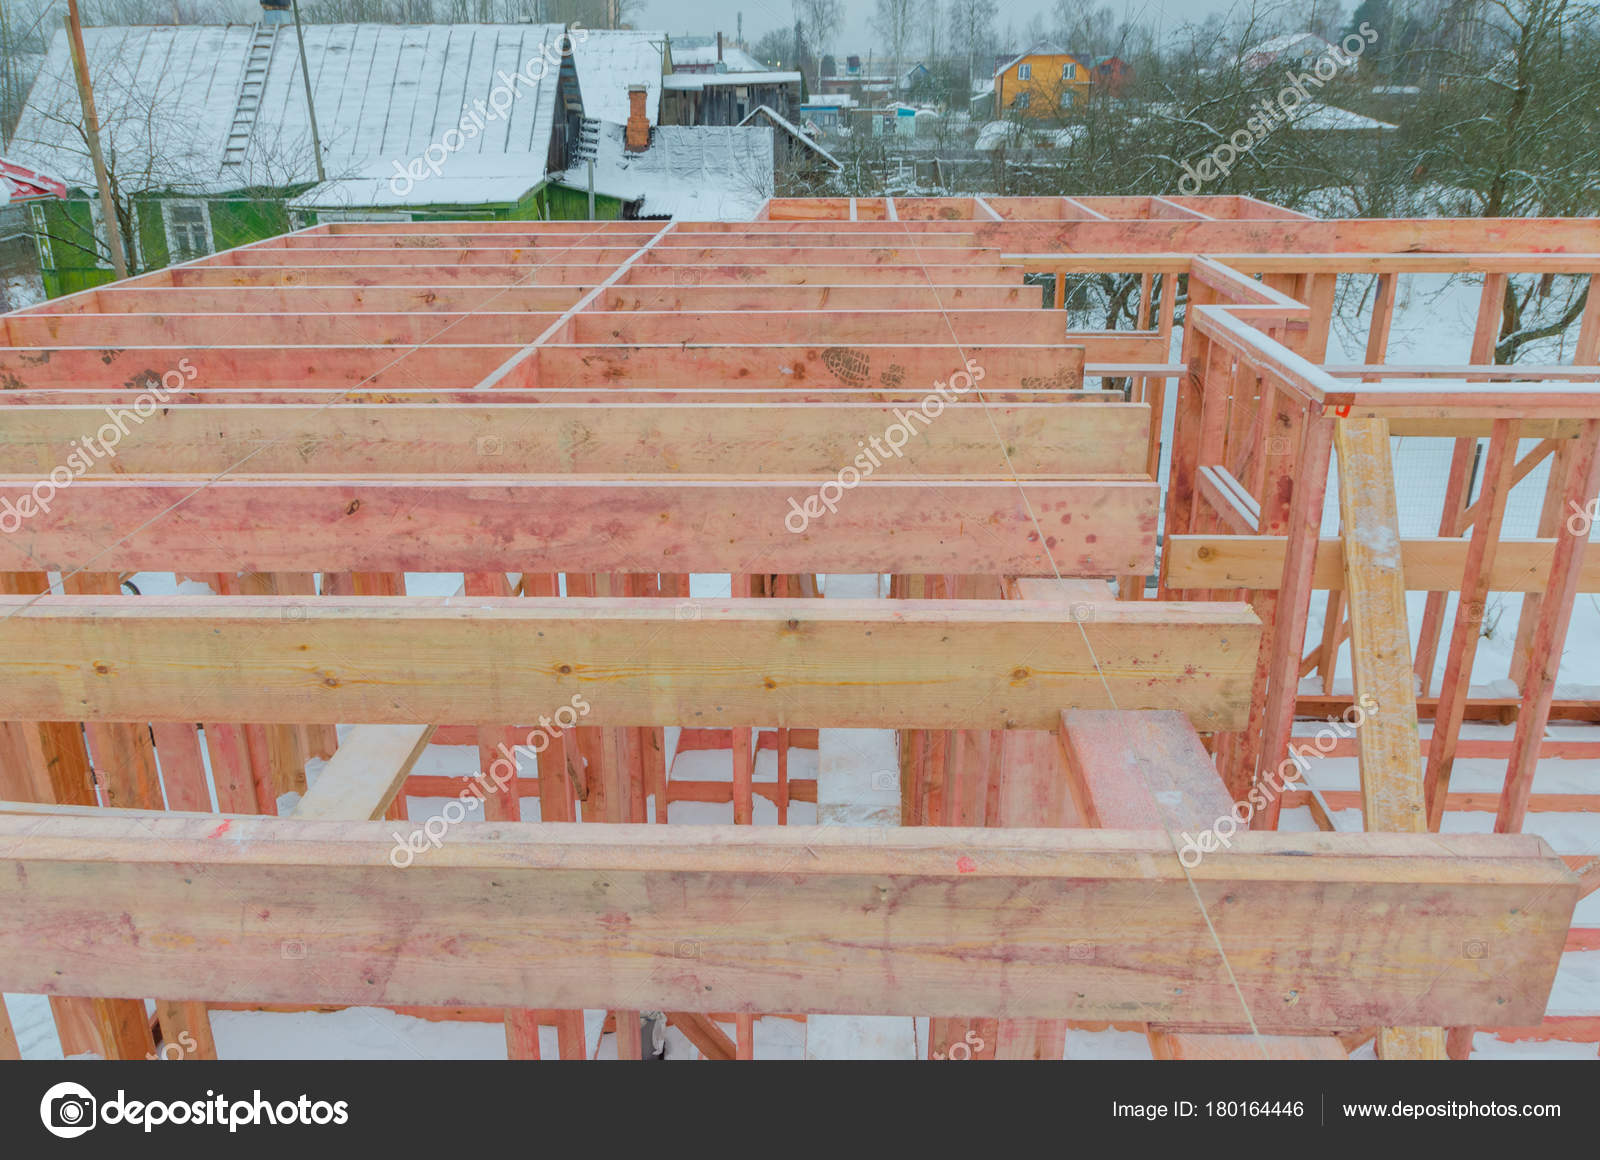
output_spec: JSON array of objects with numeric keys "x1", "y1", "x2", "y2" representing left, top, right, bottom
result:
[
  {"x1": 0, "y1": 478, "x2": 1157, "y2": 576},
  {"x1": 0, "y1": 596, "x2": 1259, "y2": 730},
  {"x1": 0, "y1": 402, "x2": 1151, "y2": 477},
  {"x1": 0, "y1": 814, "x2": 1574, "y2": 1027}
]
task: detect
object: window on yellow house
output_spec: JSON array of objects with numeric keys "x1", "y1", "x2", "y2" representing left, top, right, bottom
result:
[
  {"x1": 1060, "y1": 91, "x2": 1072, "y2": 107},
  {"x1": 1063, "y1": 62, "x2": 1076, "y2": 79},
  {"x1": 1018, "y1": 62, "x2": 1031, "y2": 79},
  {"x1": 1015, "y1": 92, "x2": 1030, "y2": 108}
]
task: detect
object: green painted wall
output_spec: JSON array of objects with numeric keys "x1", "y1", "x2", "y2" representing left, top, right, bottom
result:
[
  {"x1": 32, "y1": 181, "x2": 628, "y2": 298},
  {"x1": 545, "y1": 183, "x2": 626, "y2": 221},
  {"x1": 34, "y1": 192, "x2": 295, "y2": 299}
]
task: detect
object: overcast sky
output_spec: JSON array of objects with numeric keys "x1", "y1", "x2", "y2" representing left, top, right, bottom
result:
[{"x1": 636, "y1": 0, "x2": 1254, "y2": 54}]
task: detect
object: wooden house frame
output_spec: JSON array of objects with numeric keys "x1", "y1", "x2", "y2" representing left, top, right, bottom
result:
[{"x1": 0, "y1": 194, "x2": 1595, "y2": 1061}]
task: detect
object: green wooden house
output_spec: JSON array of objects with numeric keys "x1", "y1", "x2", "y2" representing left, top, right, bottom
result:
[{"x1": 8, "y1": 19, "x2": 615, "y2": 298}]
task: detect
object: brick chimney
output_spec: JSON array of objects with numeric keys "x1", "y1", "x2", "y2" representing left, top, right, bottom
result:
[{"x1": 625, "y1": 85, "x2": 650, "y2": 152}]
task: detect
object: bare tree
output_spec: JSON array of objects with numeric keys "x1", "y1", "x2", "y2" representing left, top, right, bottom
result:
[
  {"x1": 793, "y1": 0, "x2": 844, "y2": 90},
  {"x1": 872, "y1": 0, "x2": 918, "y2": 97},
  {"x1": 921, "y1": 0, "x2": 943, "y2": 61},
  {"x1": 11, "y1": 37, "x2": 335, "y2": 275},
  {"x1": 1400, "y1": 0, "x2": 1600, "y2": 361},
  {"x1": 946, "y1": 0, "x2": 998, "y2": 111}
]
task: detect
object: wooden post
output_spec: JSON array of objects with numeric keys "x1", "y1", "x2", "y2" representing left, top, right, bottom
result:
[
  {"x1": 1423, "y1": 420, "x2": 1520, "y2": 830},
  {"x1": 1335, "y1": 418, "x2": 1445, "y2": 1060},
  {"x1": 288, "y1": 0, "x2": 326, "y2": 182},
  {"x1": 1416, "y1": 274, "x2": 1506, "y2": 693},
  {"x1": 1496, "y1": 421, "x2": 1600, "y2": 834},
  {"x1": 1251, "y1": 414, "x2": 1334, "y2": 829},
  {"x1": 64, "y1": 0, "x2": 127, "y2": 280},
  {"x1": 1510, "y1": 272, "x2": 1600, "y2": 687}
]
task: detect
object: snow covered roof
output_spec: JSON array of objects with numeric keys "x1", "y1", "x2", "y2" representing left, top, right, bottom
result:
[
  {"x1": 1242, "y1": 31, "x2": 1356, "y2": 69},
  {"x1": 1288, "y1": 103, "x2": 1396, "y2": 131},
  {"x1": 557, "y1": 121, "x2": 771, "y2": 221},
  {"x1": 0, "y1": 157, "x2": 68, "y2": 206},
  {"x1": 8, "y1": 23, "x2": 573, "y2": 196},
  {"x1": 670, "y1": 43, "x2": 768, "y2": 72},
  {"x1": 737, "y1": 106, "x2": 842, "y2": 169},
  {"x1": 288, "y1": 154, "x2": 545, "y2": 209},
  {"x1": 663, "y1": 71, "x2": 802, "y2": 90},
  {"x1": 575, "y1": 29, "x2": 663, "y2": 125}
]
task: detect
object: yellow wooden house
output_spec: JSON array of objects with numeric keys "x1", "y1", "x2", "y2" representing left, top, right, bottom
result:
[{"x1": 994, "y1": 46, "x2": 1091, "y2": 117}]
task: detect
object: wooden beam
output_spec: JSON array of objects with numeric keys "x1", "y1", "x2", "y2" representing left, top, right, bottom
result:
[
  {"x1": 0, "y1": 478, "x2": 1156, "y2": 578},
  {"x1": 567, "y1": 308, "x2": 1066, "y2": 345},
  {"x1": 0, "y1": 814, "x2": 1574, "y2": 1027},
  {"x1": 1497, "y1": 420, "x2": 1600, "y2": 833},
  {"x1": 1163, "y1": 534, "x2": 1600, "y2": 593},
  {"x1": 2, "y1": 310, "x2": 565, "y2": 348},
  {"x1": 670, "y1": 1012, "x2": 737, "y2": 1060},
  {"x1": 1149, "y1": 1032, "x2": 1346, "y2": 1060},
  {"x1": 0, "y1": 344, "x2": 523, "y2": 390},
  {"x1": 1336, "y1": 420, "x2": 1427, "y2": 832},
  {"x1": 293, "y1": 725, "x2": 437, "y2": 822},
  {"x1": 0, "y1": 402, "x2": 1150, "y2": 478},
  {"x1": 0, "y1": 596, "x2": 1258, "y2": 730},
  {"x1": 518, "y1": 343, "x2": 1092, "y2": 391},
  {"x1": 1423, "y1": 420, "x2": 1520, "y2": 830},
  {"x1": 1334, "y1": 417, "x2": 1444, "y2": 1059},
  {"x1": 1060, "y1": 708, "x2": 1349, "y2": 1059},
  {"x1": 1059, "y1": 709, "x2": 1232, "y2": 832},
  {"x1": 1196, "y1": 465, "x2": 1261, "y2": 534},
  {"x1": 0, "y1": 1000, "x2": 19, "y2": 1059}
]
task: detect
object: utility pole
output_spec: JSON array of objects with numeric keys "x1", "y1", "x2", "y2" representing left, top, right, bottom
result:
[
  {"x1": 64, "y1": 0, "x2": 127, "y2": 280},
  {"x1": 290, "y1": 0, "x2": 326, "y2": 182}
]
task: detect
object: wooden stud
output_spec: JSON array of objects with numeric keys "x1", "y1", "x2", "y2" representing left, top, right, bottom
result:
[{"x1": 1334, "y1": 417, "x2": 1444, "y2": 1059}]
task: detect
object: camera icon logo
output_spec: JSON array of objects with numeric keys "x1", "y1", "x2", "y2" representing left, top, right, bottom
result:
[{"x1": 40, "y1": 1081, "x2": 97, "y2": 1138}]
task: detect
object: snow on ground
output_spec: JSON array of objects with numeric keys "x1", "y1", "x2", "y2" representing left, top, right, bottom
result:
[{"x1": 1, "y1": 272, "x2": 44, "y2": 312}]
